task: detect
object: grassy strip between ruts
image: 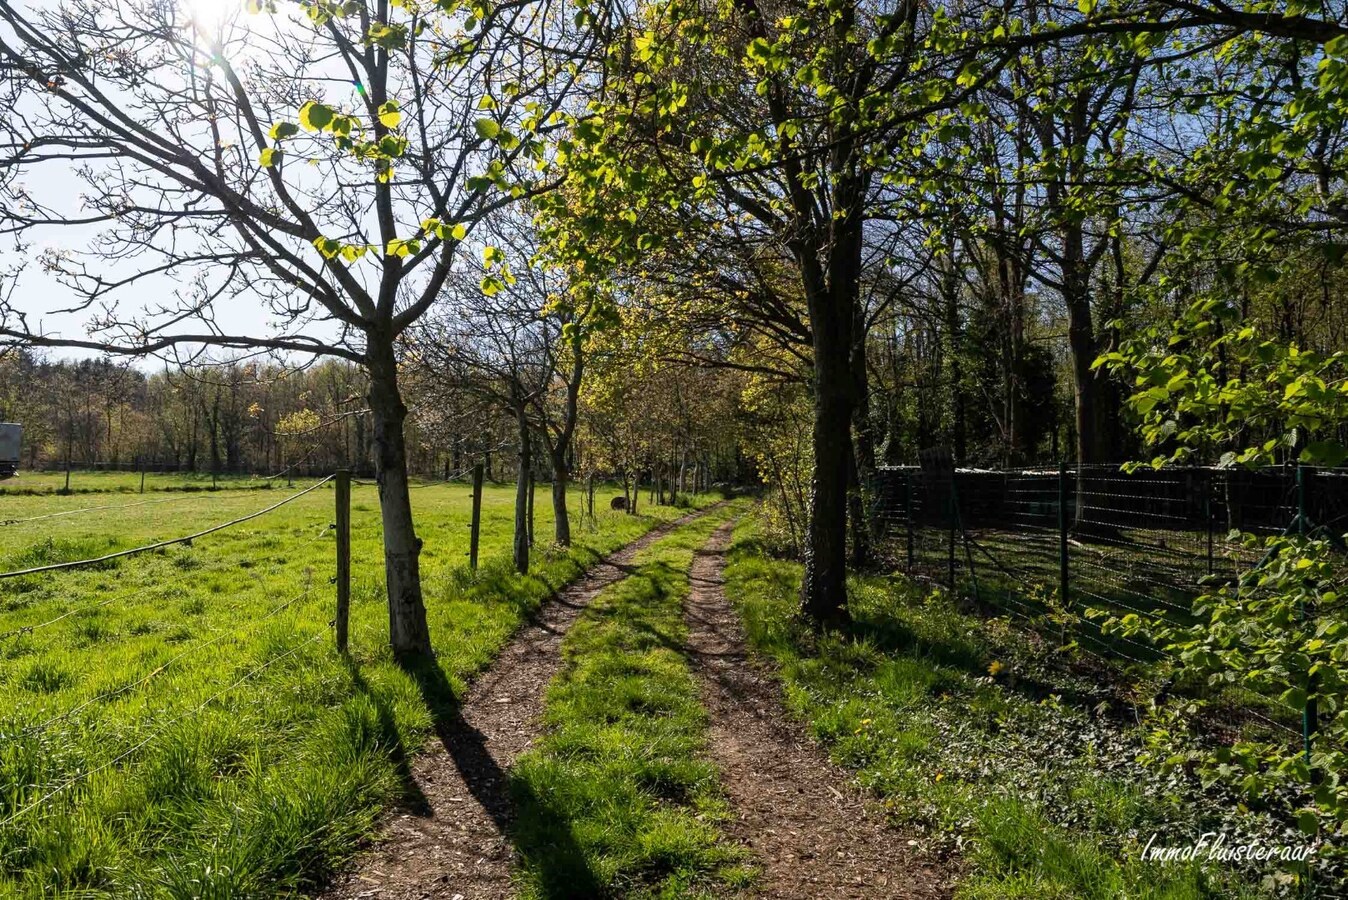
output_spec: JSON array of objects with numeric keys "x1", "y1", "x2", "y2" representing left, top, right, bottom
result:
[
  {"x1": 0, "y1": 486, "x2": 721, "y2": 898},
  {"x1": 721, "y1": 514, "x2": 1313, "y2": 900},
  {"x1": 509, "y1": 501, "x2": 754, "y2": 900}
]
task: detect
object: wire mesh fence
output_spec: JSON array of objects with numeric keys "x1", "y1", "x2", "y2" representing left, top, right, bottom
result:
[{"x1": 869, "y1": 462, "x2": 1348, "y2": 751}]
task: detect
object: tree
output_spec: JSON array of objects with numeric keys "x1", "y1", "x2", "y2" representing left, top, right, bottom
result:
[
  {"x1": 412, "y1": 229, "x2": 563, "y2": 572},
  {"x1": 0, "y1": 0, "x2": 597, "y2": 656}
]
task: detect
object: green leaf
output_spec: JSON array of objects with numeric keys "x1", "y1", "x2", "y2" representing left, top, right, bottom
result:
[
  {"x1": 258, "y1": 147, "x2": 281, "y2": 167},
  {"x1": 377, "y1": 100, "x2": 401, "y2": 129},
  {"x1": 300, "y1": 101, "x2": 333, "y2": 132},
  {"x1": 268, "y1": 121, "x2": 299, "y2": 141},
  {"x1": 1297, "y1": 809, "x2": 1319, "y2": 836},
  {"x1": 312, "y1": 236, "x2": 342, "y2": 259},
  {"x1": 474, "y1": 118, "x2": 501, "y2": 140},
  {"x1": 1301, "y1": 441, "x2": 1347, "y2": 466},
  {"x1": 745, "y1": 37, "x2": 771, "y2": 64}
]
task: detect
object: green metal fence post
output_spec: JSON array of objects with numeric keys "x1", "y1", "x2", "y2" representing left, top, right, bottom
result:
[
  {"x1": 334, "y1": 469, "x2": 351, "y2": 654},
  {"x1": 1298, "y1": 464, "x2": 1317, "y2": 768},
  {"x1": 947, "y1": 470, "x2": 956, "y2": 589},
  {"x1": 1205, "y1": 469, "x2": 1215, "y2": 577},
  {"x1": 905, "y1": 469, "x2": 915, "y2": 569},
  {"x1": 1058, "y1": 461, "x2": 1069, "y2": 607}
]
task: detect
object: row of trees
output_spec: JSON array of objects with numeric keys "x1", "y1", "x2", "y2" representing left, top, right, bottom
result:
[
  {"x1": 0, "y1": 352, "x2": 381, "y2": 475},
  {"x1": 5, "y1": 0, "x2": 1348, "y2": 654},
  {"x1": 531, "y1": 0, "x2": 1348, "y2": 621}
]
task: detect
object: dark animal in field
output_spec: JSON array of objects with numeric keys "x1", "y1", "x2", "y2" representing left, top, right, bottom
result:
[{"x1": 610, "y1": 496, "x2": 627, "y2": 510}]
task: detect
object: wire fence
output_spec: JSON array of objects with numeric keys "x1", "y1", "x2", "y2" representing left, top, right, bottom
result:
[
  {"x1": 870, "y1": 463, "x2": 1348, "y2": 750},
  {"x1": 0, "y1": 474, "x2": 363, "y2": 841}
]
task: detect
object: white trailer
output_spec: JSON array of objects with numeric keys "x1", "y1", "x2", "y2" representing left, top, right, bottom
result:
[{"x1": 0, "y1": 423, "x2": 21, "y2": 478}]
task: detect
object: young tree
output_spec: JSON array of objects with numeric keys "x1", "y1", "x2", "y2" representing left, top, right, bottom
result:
[{"x1": 0, "y1": 0, "x2": 597, "y2": 656}]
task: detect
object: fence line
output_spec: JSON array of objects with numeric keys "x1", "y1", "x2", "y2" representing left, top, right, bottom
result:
[
  {"x1": 0, "y1": 597, "x2": 119, "y2": 643},
  {"x1": 871, "y1": 463, "x2": 1320, "y2": 740},
  {"x1": 0, "y1": 493, "x2": 201, "y2": 528},
  {"x1": 0, "y1": 475, "x2": 335, "y2": 581},
  {"x1": 20, "y1": 580, "x2": 317, "y2": 738}
]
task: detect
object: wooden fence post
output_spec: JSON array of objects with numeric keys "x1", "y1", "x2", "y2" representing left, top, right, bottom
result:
[
  {"x1": 335, "y1": 469, "x2": 351, "y2": 654},
  {"x1": 527, "y1": 468, "x2": 535, "y2": 547},
  {"x1": 470, "y1": 463, "x2": 483, "y2": 571},
  {"x1": 139, "y1": 458, "x2": 145, "y2": 494}
]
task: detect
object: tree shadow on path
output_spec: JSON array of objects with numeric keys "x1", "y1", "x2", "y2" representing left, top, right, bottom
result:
[{"x1": 401, "y1": 652, "x2": 604, "y2": 898}]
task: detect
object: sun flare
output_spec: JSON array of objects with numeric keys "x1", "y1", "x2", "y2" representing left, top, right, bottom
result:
[{"x1": 182, "y1": 0, "x2": 245, "y2": 30}]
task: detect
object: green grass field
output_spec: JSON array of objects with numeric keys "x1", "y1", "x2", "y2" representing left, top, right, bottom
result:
[
  {"x1": 0, "y1": 469, "x2": 304, "y2": 495},
  {"x1": 0, "y1": 479, "x2": 713, "y2": 897}
]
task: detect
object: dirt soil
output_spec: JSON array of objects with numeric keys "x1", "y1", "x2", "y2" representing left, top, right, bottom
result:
[
  {"x1": 682, "y1": 520, "x2": 954, "y2": 900},
  {"x1": 323, "y1": 507, "x2": 715, "y2": 900}
]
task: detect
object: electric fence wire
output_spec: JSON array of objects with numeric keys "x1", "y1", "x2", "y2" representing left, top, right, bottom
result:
[
  {"x1": 0, "y1": 475, "x2": 334, "y2": 582},
  {"x1": 0, "y1": 516, "x2": 334, "y2": 645},
  {"x1": 0, "y1": 625, "x2": 330, "y2": 829},
  {"x1": 18, "y1": 578, "x2": 321, "y2": 738},
  {"x1": 0, "y1": 494, "x2": 202, "y2": 528}
]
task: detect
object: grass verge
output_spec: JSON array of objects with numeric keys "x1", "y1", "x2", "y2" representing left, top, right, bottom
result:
[
  {"x1": 509, "y1": 502, "x2": 753, "y2": 899},
  {"x1": 0, "y1": 482, "x2": 718, "y2": 897},
  {"x1": 721, "y1": 514, "x2": 1307, "y2": 900}
]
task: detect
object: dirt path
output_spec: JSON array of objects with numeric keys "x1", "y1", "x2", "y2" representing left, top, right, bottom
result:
[
  {"x1": 324, "y1": 507, "x2": 717, "y2": 900},
  {"x1": 683, "y1": 521, "x2": 953, "y2": 900}
]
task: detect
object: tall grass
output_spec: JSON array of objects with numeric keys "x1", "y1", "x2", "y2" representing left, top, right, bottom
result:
[{"x1": 0, "y1": 480, "x2": 714, "y2": 897}]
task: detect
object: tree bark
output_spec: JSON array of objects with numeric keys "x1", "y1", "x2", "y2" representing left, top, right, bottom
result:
[
  {"x1": 798, "y1": 196, "x2": 861, "y2": 625},
  {"x1": 802, "y1": 317, "x2": 853, "y2": 623},
  {"x1": 850, "y1": 301, "x2": 876, "y2": 567},
  {"x1": 550, "y1": 447, "x2": 571, "y2": 546},
  {"x1": 367, "y1": 341, "x2": 432, "y2": 658}
]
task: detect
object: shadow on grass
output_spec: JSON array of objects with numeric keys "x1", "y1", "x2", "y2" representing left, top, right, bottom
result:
[
  {"x1": 344, "y1": 658, "x2": 430, "y2": 816},
  {"x1": 399, "y1": 656, "x2": 603, "y2": 899}
]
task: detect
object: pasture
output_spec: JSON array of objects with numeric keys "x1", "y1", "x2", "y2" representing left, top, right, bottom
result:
[
  {"x1": 0, "y1": 479, "x2": 707, "y2": 897},
  {"x1": 0, "y1": 469, "x2": 293, "y2": 495}
]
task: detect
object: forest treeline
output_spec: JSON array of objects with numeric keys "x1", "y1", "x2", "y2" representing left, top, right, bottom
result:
[{"x1": 0, "y1": 349, "x2": 748, "y2": 493}]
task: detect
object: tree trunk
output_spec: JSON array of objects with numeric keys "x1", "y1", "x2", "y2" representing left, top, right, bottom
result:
[
  {"x1": 1061, "y1": 223, "x2": 1117, "y2": 538},
  {"x1": 798, "y1": 221, "x2": 859, "y2": 623},
  {"x1": 796, "y1": 118, "x2": 867, "y2": 624},
  {"x1": 367, "y1": 342, "x2": 432, "y2": 658},
  {"x1": 802, "y1": 339, "x2": 853, "y2": 623},
  {"x1": 551, "y1": 447, "x2": 571, "y2": 546},
  {"x1": 514, "y1": 408, "x2": 531, "y2": 573},
  {"x1": 527, "y1": 467, "x2": 536, "y2": 548},
  {"x1": 850, "y1": 301, "x2": 876, "y2": 566}
]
